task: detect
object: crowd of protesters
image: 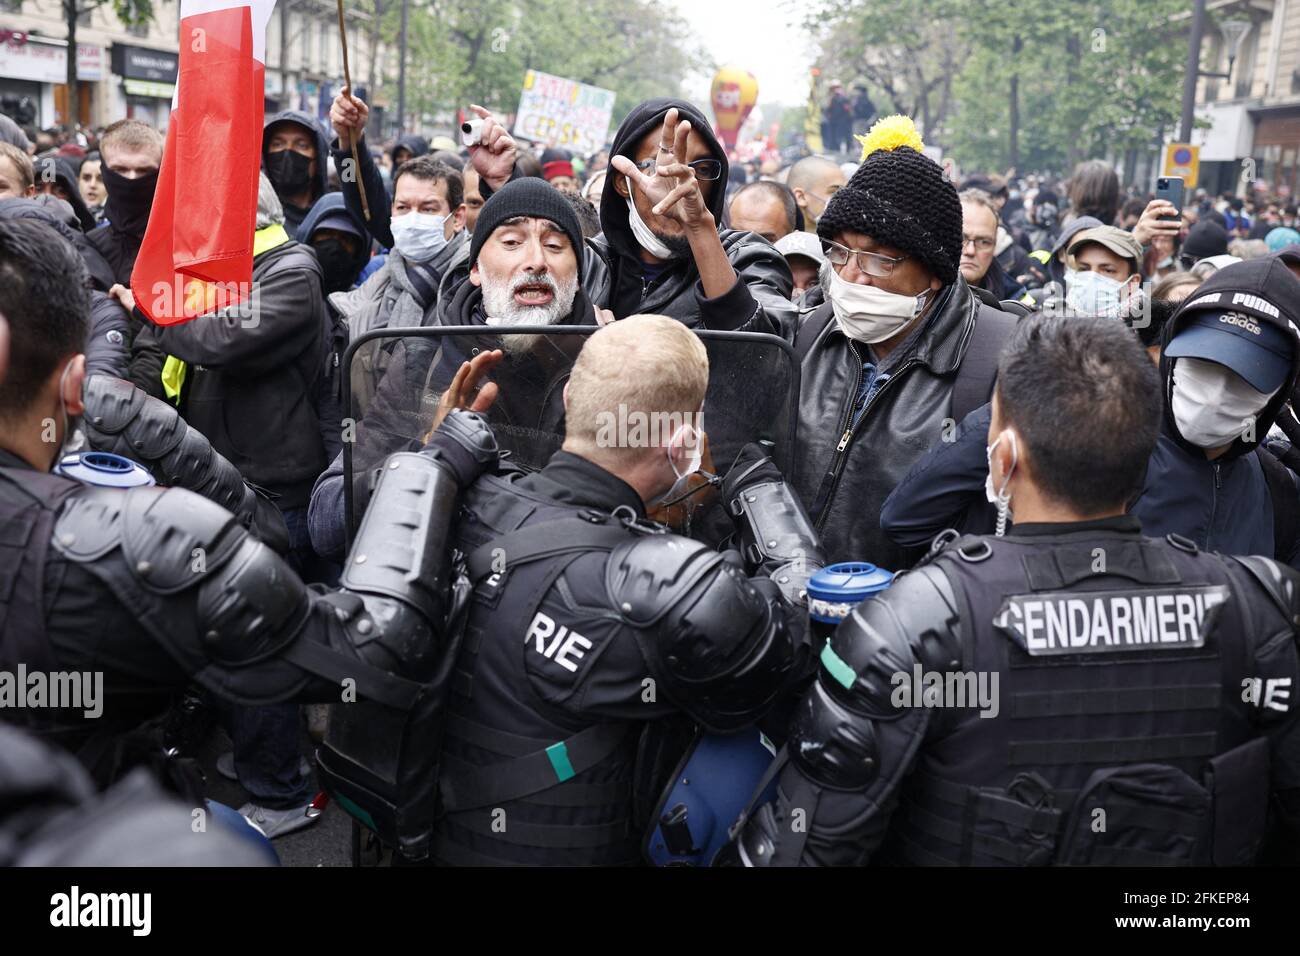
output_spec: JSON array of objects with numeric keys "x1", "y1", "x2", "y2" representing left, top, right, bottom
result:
[{"x1": 3, "y1": 94, "x2": 1300, "y2": 863}]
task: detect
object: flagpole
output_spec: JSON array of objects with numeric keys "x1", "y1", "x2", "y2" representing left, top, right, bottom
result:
[{"x1": 335, "y1": 0, "x2": 371, "y2": 221}]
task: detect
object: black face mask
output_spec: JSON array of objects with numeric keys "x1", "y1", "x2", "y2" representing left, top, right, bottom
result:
[
  {"x1": 101, "y1": 165, "x2": 158, "y2": 238},
  {"x1": 313, "y1": 238, "x2": 359, "y2": 294},
  {"x1": 266, "y1": 149, "x2": 313, "y2": 198}
]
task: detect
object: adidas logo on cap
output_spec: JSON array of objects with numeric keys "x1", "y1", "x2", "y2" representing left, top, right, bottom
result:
[{"x1": 1219, "y1": 311, "x2": 1261, "y2": 335}]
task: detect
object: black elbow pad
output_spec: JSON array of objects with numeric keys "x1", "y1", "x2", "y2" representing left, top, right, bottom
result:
[{"x1": 608, "y1": 535, "x2": 798, "y2": 732}]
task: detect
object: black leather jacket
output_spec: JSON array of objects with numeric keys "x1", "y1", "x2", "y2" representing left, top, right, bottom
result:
[
  {"x1": 581, "y1": 228, "x2": 797, "y2": 340},
  {"x1": 791, "y1": 276, "x2": 1000, "y2": 568}
]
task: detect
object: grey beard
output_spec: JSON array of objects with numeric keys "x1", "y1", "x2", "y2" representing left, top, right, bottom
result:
[
  {"x1": 499, "y1": 332, "x2": 542, "y2": 359},
  {"x1": 481, "y1": 269, "x2": 578, "y2": 358}
]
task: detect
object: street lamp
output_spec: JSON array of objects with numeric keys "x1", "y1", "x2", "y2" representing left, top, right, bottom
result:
[
  {"x1": 1178, "y1": 2, "x2": 1254, "y2": 142},
  {"x1": 1214, "y1": 19, "x2": 1253, "y2": 80}
]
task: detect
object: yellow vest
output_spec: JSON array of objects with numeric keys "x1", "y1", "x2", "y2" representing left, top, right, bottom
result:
[{"x1": 162, "y1": 223, "x2": 292, "y2": 404}]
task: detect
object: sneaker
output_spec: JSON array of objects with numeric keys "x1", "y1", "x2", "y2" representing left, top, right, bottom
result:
[
  {"x1": 238, "y1": 801, "x2": 321, "y2": 840},
  {"x1": 216, "y1": 752, "x2": 312, "y2": 782}
]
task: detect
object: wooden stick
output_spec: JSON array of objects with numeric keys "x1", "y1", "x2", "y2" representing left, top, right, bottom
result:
[{"x1": 335, "y1": 0, "x2": 370, "y2": 220}]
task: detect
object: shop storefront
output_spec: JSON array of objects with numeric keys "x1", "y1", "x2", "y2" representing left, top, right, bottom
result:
[
  {"x1": 1252, "y1": 107, "x2": 1300, "y2": 200},
  {"x1": 0, "y1": 30, "x2": 104, "y2": 128},
  {"x1": 110, "y1": 43, "x2": 178, "y2": 131}
]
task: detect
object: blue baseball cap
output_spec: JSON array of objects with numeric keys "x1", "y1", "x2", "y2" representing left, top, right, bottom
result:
[
  {"x1": 1169, "y1": 258, "x2": 1300, "y2": 393},
  {"x1": 1165, "y1": 309, "x2": 1294, "y2": 392}
]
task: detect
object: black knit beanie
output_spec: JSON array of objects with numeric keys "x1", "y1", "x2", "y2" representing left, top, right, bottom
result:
[
  {"x1": 1181, "y1": 221, "x2": 1229, "y2": 261},
  {"x1": 816, "y1": 117, "x2": 963, "y2": 284},
  {"x1": 469, "y1": 177, "x2": 585, "y2": 270}
]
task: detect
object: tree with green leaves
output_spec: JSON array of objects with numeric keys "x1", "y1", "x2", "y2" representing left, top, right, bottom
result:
[
  {"x1": 803, "y1": 0, "x2": 973, "y2": 142},
  {"x1": 807, "y1": 0, "x2": 1189, "y2": 176},
  {"x1": 949, "y1": 0, "x2": 1188, "y2": 174},
  {"x1": 64, "y1": 0, "x2": 154, "y2": 121},
  {"x1": 378, "y1": 0, "x2": 710, "y2": 134}
]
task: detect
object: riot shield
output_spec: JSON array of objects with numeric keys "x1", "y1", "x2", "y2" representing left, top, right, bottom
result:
[{"x1": 342, "y1": 325, "x2": 799, "y2": 543}]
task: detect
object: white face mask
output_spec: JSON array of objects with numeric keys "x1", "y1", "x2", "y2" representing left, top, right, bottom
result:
[
  {"x1": 390, "y1": 211, "x2": 449, "y2": 262},
  {"x1": 625, "y1": 179, "x2": 677, "y2": 260},
  {"x1": 1171, "y1": 357, "x2": 1278, "y2": 450},
  {"x1": 1065, "y1": 269, "x2": 1127, "y2": 317},
  {"x1": 653, "y1": 422, "x2": 705, "y2": 507},
  {"x1": 825, "y1": 265, "x2": 930, "y2": 344}
]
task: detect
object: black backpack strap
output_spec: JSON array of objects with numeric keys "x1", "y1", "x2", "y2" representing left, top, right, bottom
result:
[
  {"x1": 1258, "y1": 446, "x2": 1300, "y2": 561},
  {"x1": 794, "y1": 305, "x2": 836, "y2": 364},
  {"x1": 951, "y1": 302, "x2": 1018, "y2": 423},
  {"x1": 464, "y1": 516, "x2": 638, "y2": 583}
]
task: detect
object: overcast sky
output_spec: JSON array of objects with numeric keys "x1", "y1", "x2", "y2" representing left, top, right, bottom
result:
[{"x1": 673, "y1": 0, "x2": 815, "y2": 112}]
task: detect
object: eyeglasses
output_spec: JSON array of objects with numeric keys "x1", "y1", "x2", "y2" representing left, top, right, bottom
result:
[
  {"x1": 823, "y1": 239, "x2": 909, "y2": 277},
  {"x1": 635, "y1": 157, "x2": 724, "y2": 181},
  {"x1": 962, "y1": 235, "x2": 996, "y2": 252}
]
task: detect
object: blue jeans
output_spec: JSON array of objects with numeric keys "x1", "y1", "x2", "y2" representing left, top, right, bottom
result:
[
  {"x1": 227, "y1": 701, "x2": 313, "y2": 810},
  {"x1": 281, "y1": 505, "x2": 340, "y2": 586}
]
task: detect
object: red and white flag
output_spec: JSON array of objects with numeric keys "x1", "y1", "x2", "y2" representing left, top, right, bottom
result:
[{"x1": 132, "y1": 0, "x2": 277, "y2": 325}]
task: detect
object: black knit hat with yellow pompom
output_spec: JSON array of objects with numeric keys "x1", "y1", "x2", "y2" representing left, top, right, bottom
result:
[{"x1": 816, "y1": 115, "x2": 963, "y2": 285}]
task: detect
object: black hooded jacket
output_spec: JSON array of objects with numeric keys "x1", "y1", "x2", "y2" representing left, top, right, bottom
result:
[
  {"x1": 0, "y1": 199, "x2": 128, "y2": 379},
  {"x1": 388, "y1": 134, "x2": 429, "y2": 169},
  {"x1": 3, "y1": 194, "x2": 114, "y2": 289},
  {"x1": 1139, "y1": 259, "x2": 1300, "y2": 563},
  {"x1": 151, "y1": 237, "x2": 329, "y2": 508},
  {"x1": 78, "y1": 182, "x2": 165, "y2": 394},
  {"x1": 85, "y1": 220, "x2": 141, "y2": 291},
  {"x1": 262, "y1": 110, "x2": 331, "y2": 236},
  {"x1": 297, "y1": 191, "x2": 371, "y2": 279},
  {"x1": 33, "y1": 156, "x2": 97, "y2": 232},
  {"x1": 589, "y1": 98, "x2": 796, "y2": 338}
]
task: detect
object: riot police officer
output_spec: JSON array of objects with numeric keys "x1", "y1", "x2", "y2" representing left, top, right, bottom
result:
[
  {"x1": 737, "y1": 314, "x2": 1300, "y2": 866},
  {"x1": 426, "y1": 313, "x2": 824, "y2": 866},
  {"x1": 0, "y1": 218, "x2": 496, "y2": 833},
  {"x1": 0, "y1": 254, "x2": 269, "y2": 866}
]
